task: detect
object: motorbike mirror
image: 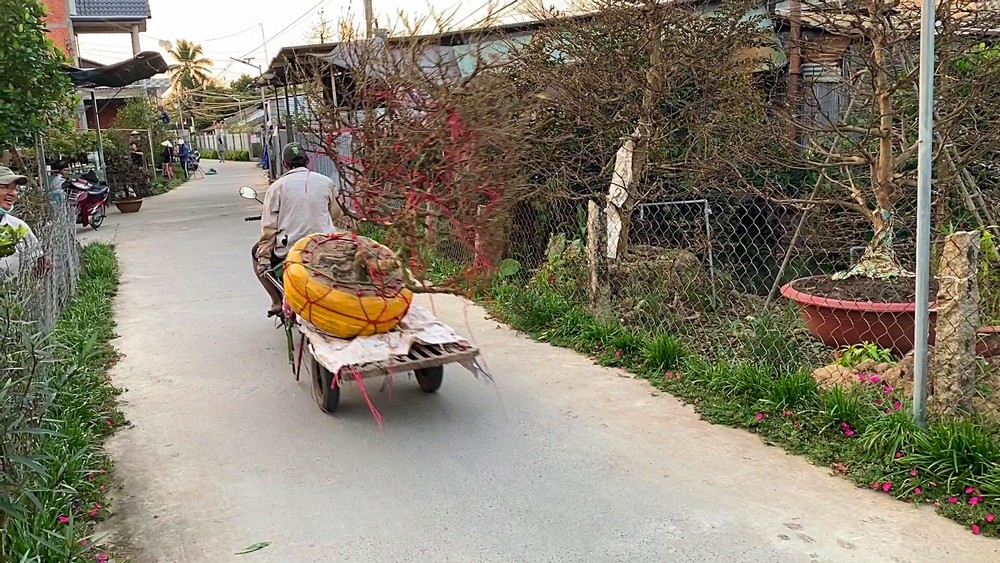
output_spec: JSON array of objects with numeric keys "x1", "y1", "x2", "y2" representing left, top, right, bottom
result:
[{"x1": 239, "y1": 186, "x2": 258, "y2": 200}]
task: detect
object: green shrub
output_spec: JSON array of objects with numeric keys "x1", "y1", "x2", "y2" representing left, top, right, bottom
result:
[
  {"x1": 644, "y1": 333, "x2": 686, "y2": 373},
  {"x1": 225, "y1": 150, "x2": 251, "y2": 162},
  {"x1": 200, "y1": 149, "x2": 218, "y2": 160}
]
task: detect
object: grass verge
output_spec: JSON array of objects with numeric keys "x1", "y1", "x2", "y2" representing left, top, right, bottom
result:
[
  {"x1": 1, "y1": 243, "x2": 124, "y2": 561},
  {"x1": 485, "y1": 280, "x2": 1000, "y2": 537}
]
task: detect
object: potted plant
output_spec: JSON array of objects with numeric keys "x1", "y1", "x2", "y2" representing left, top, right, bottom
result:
[
  {"x1": 777, "y1": 2, "x2": 1000, "y2": 354},
  {"x1": 106, "y1": 149, "x2": 154, "y2": 213}
]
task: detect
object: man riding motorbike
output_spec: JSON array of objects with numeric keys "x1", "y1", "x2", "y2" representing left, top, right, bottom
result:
[{"x1": 252, "y1": 142, "x2": 345, "y2": 317}]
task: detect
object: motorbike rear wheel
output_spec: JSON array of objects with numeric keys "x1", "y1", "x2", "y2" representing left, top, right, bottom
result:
[{"x1": 90, "y1": 207, "x2": 106, "y2": 230}]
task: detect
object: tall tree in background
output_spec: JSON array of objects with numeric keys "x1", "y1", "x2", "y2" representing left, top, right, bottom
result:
[
  {"x1": 167, "y1": 39, "x2": 214, "y2": 92},
  {"x1": 307, "y1": 8, "x2": 335, "y2": 44},
  {"x1": 0, "y1": 0, "x2": 74, "y2": 152}
]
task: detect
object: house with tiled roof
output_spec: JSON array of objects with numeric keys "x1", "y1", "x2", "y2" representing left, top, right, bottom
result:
[{"x1": 42, "y1": 0, "x2": 152, "y2": 64}]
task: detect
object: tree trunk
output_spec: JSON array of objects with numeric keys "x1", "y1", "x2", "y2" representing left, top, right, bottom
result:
[
  {"x1": 834, "y1": 208, "x2": 909, "y2": 280},
  {"x1": 604, "y1": 15, "x2": 663, "y2": 261}
]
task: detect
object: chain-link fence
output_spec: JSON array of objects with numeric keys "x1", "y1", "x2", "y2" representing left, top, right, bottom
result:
[
  {"x1": 1, "y1": 183, "x2": 82, "y2": 539},
  {"x1": 493, "y1": 188, "x2": 1000, "y2": 417}
]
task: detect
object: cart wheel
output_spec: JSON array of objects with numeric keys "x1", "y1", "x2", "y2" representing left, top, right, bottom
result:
[
  {"x1": 312, "y1": 359, "x2": 341, "y2": 414},
  {"x1": 415, "y1": 366, "x2": 444, "y2": 393}
]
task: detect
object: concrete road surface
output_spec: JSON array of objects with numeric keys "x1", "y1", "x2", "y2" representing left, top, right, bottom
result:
[{"x1": 84, "y1": 162, "x2": 997, "y2": 563}]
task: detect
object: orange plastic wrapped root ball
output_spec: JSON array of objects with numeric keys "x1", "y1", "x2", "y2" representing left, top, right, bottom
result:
[{"x1": 282, "y1": 233, "x2": 413, "y2": 338}]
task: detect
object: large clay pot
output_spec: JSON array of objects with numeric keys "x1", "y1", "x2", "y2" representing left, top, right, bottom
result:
[
  {"x1": 114, "y1": 199, "x2": 143, "y2": 213},
  {"x1": 782, "y1": 276, "x2": 997, "y2": 357}
]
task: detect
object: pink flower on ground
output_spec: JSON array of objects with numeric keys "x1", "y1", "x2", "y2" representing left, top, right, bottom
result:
[
  {"x1": 80, "y1": 539, "x2": 89, "y2": 547},
  {"x1": 857, "y1": 373, "x2": 868, "y2": 382},
  {"x1": 934, "y1": 500, "x2": 942, "y2": 507},
  {"x1": 896, "y1": 451, "x2": 904, "y2": 458},
  {"x1": 949, "y1": 497, "x2": 958, "y2": 504},
  {"x1": 840, "y1": 422, "x2": 855, "y2": 437},
  {"x1": 910, "y1": 469, "x2": 918, "y2": 477},
  {"x1": 85, "y1": 472, "x2": 95, "y2": 480},
  {"x1": 883, "y1": 384, "x2": 894, "y2": 395},
  {"x1": 783, "y1": 409, "x2": 793, "y2": 417},
  {"x1": 914, "y1": 487, "x2": 922, "y2": 495},
  {"x1": 614, "y1": 350, "x2": 622, "y2": 359},
  {"x1": 871, "y1": 482, "x2": 881, "y2": 489},
  {"x1": 58, "y1": 515, "x2": 69, "y2": 524},
  {"x1": 869, "y1": 375, "x2": 881, "y2": 384},
  {"x1": 97, "y1": 554, "x2": 109, "y2": 562},
  {"x1": 105, "y1": 418, "x2": 113, "y2": 427},
  {"x1": 884, "y1": 408, "x2": 892, "y2": 414},
  {"x1": 89, "y1": 509, "x2": 99, "y2": 519},
  {"x1": 882, "y1": 482, "x2": 893, "y2": 492},
  {"x1": 970, "y1": 497, "x2": 980, "y2": 506},
  {"x1": 755, "y1": 412, "x2": 764, "y2": 421},
  {"x1": 972, "y1": 524, "x2": 981, "y2": 535},
  {"x1": 874, "y1": 399, "x2": 883, "y2": 406},
  {"x1": 892, "y1": 401, "x2": 902, "y2": 410},
  {"x1": 987, "y1": 513, "x2": 996, "y2": 523},
  {"x1": 966, "y1": 486, "x2": 975, "y2": 494}
]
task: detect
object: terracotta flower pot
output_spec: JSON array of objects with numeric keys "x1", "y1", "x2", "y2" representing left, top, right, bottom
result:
[
  {"x1": 781, "y1": 277, "x2": 933, "y2": 355},
  {"x1": 782, "y1": 277, "x2": 998, "y2": 357},
  {"x1": 114, "y1": 199, "x2": 143, "y2": 213}
]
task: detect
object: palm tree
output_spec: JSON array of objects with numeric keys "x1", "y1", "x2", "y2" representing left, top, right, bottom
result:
[{"x1": 168, "y1": 39, "x2": 213, "y2": 92}]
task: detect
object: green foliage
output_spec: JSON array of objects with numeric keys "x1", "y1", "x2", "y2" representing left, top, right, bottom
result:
[
  {"x1": 1, "y1": 244, "x2": 124, "y2": 561},
  {"x1": 105, "y1": 148, "x2": 154, "y2": 200},
  {"x1": 644, "y1": 333, "x2": 686, "y2": 373},
  {"x1": 837, "y1": 342, "x2": 896, "y2": 368},
  {"x1": 230, "y1": 74, "x2": 256, "y2": 93},
  {"x1": 0, "y1": 0, "x2": 75, "y2": 148}
]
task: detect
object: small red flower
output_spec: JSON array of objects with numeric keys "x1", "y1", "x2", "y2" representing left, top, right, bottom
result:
[
  {"x1": 987, "y1": 513, "x2": 996, "y2": 523},
  {"x1": 972, "y1": 524, "x2": 981, "y2": 535},
  {"x1": 85, "y1": 472, "x2": 95, "y2": 480},
  {"x1": 58, "y1": 515, "x2": 69, "y2": 524},
  {"x1": 871, "y1": 482, "x2": 881, "y2": 489},
  {"x1": 965, "y1": 486, "x2": 975, "y2": 494},
  {"x1": 883, "y1": 384, "x2": 894, "y2": 395},
  {"x1": 970, "y1": 497, "x2": 980, "y2": 506},
  {"x1": 105, "y1": 418, "x2": 114, "y2": 427},
  {"x1": 868, "y1": 375, "x2": 881, "y2": 384},
  {"x1": 913, "y1": 487, "x2": 922, "y2": 495},
  {"x1": 882, "y1": 482, "x2": 892, "y2": 492},
  {"x1": 89, "y1": 509, "x2": 99, "y2": 519},
  {"x1": 892, "y1": 401, "x2": 902, "y2": 410},
  {"x1": 895, "y1": 451, "x2": 904, "y2": 458},
  {"x1": 910, "y1": 469, "x2": 918, "y2": 477},
  {"x1": 80, "y1": 539, "x2": 89, "y2": 547},
  {"x1": 97, "y1": 554, "x2": 109, "y2": 562},
  {"x1": 614, "y1": 350, "x2": 622, "y2": 359},
  {"x1": 948, "y1": 496, "x2": 958, "y2": 504},
  {"x1": 755, "y1": 412, "x2": 765, "y2": 421}
]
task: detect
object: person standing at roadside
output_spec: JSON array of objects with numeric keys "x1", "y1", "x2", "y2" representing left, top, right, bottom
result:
[
  {"x1": 0, "y1": 166, "x2": 52, "y2": 278},
  {"x1": 178, "y1": 139, "x2": 191, "y2": 179},
  {"x1": 160, "y1": 140, "x2": 175, "y2": 180},
  {"x1": 218, "y1": 133, "x2": 227, "y2": 163}
]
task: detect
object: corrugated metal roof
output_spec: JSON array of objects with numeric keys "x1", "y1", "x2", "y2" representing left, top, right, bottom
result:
[{"x1": 74, "y1": 0, "x2": 151, "y2": 18}]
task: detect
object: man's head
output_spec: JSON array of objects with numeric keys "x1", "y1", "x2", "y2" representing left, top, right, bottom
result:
[
  {"x1": 282, "y1": 143, "x2": 309, "y2": 168},
  {"x1": 0, "y1": 166, "x2": 28, "y2": 212}
]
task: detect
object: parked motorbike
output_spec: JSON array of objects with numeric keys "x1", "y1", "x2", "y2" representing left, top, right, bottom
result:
[
  {"x1": 186, "y1": 150, "x2": 202, "y2": 172},
  {"x1": 65, "y1": 171, "x2": 109, "y2": 230}
]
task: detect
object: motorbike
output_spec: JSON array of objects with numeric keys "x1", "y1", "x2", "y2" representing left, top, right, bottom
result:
[
  {"x1": 65, "y1": 171, "x2": 109, "y2": 230},
  {"x1": 186, "y1": 149, "x2": 201, "y2": 172}
]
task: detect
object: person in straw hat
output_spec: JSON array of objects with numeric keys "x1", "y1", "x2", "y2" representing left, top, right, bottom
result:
[
  {"x1": 0, "y1": 166, "x2": 52, "y2": 278},
  {"x1": 160, "y1": 140, "x2": 175, "y2": 180}
]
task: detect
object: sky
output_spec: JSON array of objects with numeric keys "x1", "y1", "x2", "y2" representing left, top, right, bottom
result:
[{"x1": 76, "y1": 0, "x2": 558, "y2": 83}]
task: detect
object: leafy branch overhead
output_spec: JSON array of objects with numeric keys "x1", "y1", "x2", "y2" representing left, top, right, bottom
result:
[{"x1": 0, "y1": 0, "x2": 75, "y2": 149}]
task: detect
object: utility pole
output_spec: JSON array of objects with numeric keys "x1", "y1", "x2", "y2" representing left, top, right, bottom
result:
[{"x1": 364, "y1": 0, "x2": 374, "y2": 38}]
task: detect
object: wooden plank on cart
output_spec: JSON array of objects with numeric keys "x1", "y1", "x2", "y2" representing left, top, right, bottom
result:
[{"x1": 351, "y1": 343, "x2": 480, "y2": 379}]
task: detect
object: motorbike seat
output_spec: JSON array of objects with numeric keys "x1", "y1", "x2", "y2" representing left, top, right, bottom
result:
[{"x1": 87, "y1": 185, "x2": 109, "y2": 196}]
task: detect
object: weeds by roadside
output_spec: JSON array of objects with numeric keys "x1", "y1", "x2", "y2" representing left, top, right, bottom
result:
[
  {"x1": 1, "y1": 243, "x2": 124, "y2": 561},
  {"x1": 484, "y1": 280, "x2": 1000, "y2": 537}
]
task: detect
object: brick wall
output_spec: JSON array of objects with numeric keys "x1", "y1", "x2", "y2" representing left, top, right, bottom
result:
[{"x1": 41, "y1": 0, "x2": 75, "y2": 61}]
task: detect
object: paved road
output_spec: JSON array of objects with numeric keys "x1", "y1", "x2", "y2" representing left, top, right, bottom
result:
[{"x1": 88, "y1": 162, "x2": 997, "y2": 562}]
